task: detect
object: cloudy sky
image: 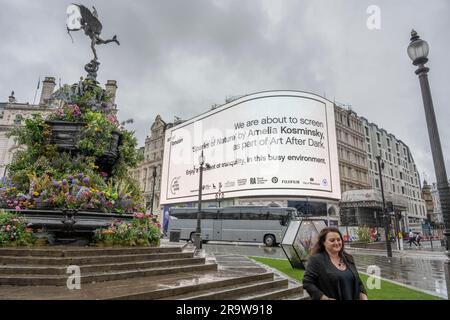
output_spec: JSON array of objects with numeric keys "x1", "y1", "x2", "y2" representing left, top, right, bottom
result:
[{"x1": 1, "y1": 0, "x2": 449, "y2": 183}]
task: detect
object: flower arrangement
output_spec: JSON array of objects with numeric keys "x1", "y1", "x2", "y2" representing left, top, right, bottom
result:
[
  {"x1": 4, "y1": 78, "x2": 144, "y2": 214},
  {"x1": 94, "y1": 213, "x2": 161, "y2": 247},
  {"x1": 0, "y1": 210, "x2": 37, "y2": 247},
  {"x1": 49, "y1": 104, "x2": 82, "y2": 122}
]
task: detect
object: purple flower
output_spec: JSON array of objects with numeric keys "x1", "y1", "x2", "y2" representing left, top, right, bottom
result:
[
  {"x1": 77, "y1": 173, "x2": 84, "y2": 179},
  {"x1": 62, "y1": 179, "x2": 68, "y2": 186},
  {"x1": 67, "y1": 175, "x2": 74, "y2": 181},
  {"x1": 82, "y1": 177, "x2": 90, "y2": 185},
  {"x1": 52, "y1": 180, "x2": 61, "y2": 188},
  {"x1": 100, "y1": 172, "x2": 108, "y2": 177}
]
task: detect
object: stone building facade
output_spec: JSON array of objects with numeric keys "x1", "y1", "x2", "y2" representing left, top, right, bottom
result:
[
  {"x1": 0, "y1": 77, "x2": 57, "y2": 177},
  {"x1": 360, "y1": 117, "x2": 426, "y2": 232},
  {"x1": 431, "y1": 181, "x2": 448, "y2": 237},
  {"x1": 130, "y1": 115, "x2": 174, "y2": 216},
  {"x1": 334, "y1": 105, "x2": 370, "y2": 192}
]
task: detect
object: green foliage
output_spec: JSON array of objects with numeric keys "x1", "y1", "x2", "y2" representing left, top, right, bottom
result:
[
  {"x1": 77, "y1": 111, "x2": 117, "y2": 157},
  {"x1": 4, "y1": 79, "x2": 144, "y2": 214},
  {"x1": 94, "y1": 214, "x2": 160, "y2": 246},
  {"x1": 0, "y1": 210, "x2": 37, "y2": 247},
  {"x1": 356, "y1": 226, "x2": 372, "y2": 243}
]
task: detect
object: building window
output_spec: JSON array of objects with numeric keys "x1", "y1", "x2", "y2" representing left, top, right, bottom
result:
[
  {"x1": 375, "y1": 179, "x2": 379, "y2": 188},
  {"x1": 402, "y1": 186, "x2": 405, "y2": 194},
  {"x1": 376, "y1": 132, "x2": 380, "y2": 142},
  {"x1": 14, "y1": 114, "x2": 23, "y2": 124},
  {"x1": 365, "y1": 126, "x2": 369, "y2": 136}
]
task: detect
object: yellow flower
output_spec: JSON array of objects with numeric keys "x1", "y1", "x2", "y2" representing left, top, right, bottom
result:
[
  {"x1": 88, "y1": 163, "x2": 98, "y2": 169},
  {"x1": 33, "y1": 191, "x2": 40, "y2": 197}
]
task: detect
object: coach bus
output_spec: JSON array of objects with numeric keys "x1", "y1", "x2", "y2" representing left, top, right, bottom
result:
[{"x1": 168, "y1": 206, "x2": 300, "y2": 246}]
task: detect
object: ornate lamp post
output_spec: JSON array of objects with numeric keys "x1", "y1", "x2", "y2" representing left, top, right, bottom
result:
[
  {"x1": 376, "y1": 154, "x2": 393, "y2": 258},
  {"x1": 408, "y1": 29, "x2": 450, "y2": 298}
]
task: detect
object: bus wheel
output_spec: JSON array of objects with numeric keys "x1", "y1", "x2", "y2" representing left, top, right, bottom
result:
[{"x1": 264, "y1": 235, "x2": 276, "y2": 247}]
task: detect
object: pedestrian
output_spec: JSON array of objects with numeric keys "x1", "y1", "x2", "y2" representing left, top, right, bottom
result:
[
  {"x1": 163, "y1": 209, "x2": 170, "y2": 237},
  {"x1": 408, "y1": 230, "x2": 418, "y2": 247},
  {"x1": 416, "y1": 233, "x2": 422, "y2": 247},
  {"x1": 303, "y1": 227, "x2": 368, "y2": 300}
]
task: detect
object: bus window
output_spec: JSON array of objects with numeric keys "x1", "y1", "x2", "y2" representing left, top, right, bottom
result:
[
  {"x1": 240, "y1": 207, "x2": 262, "y2": 220},
  {"x1": 219, "y1": 207, "x2": 241, "y2": 220}
]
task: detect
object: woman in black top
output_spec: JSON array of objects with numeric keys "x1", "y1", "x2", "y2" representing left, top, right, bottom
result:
[{"x1": 303, "y1": 227, "x2": 368, "y2": 300}]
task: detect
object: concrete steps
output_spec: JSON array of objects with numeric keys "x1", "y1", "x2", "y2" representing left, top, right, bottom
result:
[
  {"x1": 0, "y1": 246, "x2": 181, "y2": 257},
  {"x1": 0, "y1": 244, "x2": 220, "y2": 286},
  {"x1": 0, "y1": 257, "x2": 207, "y2": 275},
  {"x1": 0, "y1": 251, "x2": 193, "y2": 265},
  {"x1": 108, "y1": 272, "x2": 276, "y2": 300},
  {"x1": 0, "y1": 262, "x2": 217, "y2": 286},
  {"x1": 0, "y1": 245, "x2": 306, "y2": 300}
]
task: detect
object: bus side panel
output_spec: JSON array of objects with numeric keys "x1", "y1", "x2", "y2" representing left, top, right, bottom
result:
[
  {"x1": 221, "y1": 219, "x2": 246, "y2": 242},
  {"x1": 244, "y1": 220, "x2": 284, "y2": 243},
  {"x1": 202, "y1": 219, "x2": 214, "y2": 240},
  {"x1": 213, "y1": 219, "x2": 222, "y2": 241},
  {"x1": 169, "y1": 218, "x2": 195, "y2": 240}
]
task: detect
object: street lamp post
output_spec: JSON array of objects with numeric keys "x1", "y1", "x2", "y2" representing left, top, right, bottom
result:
[
  {"x1": 408, "y1": 29, "x2": 450, "y2": 298},
  {"x1": 195, "y1": 150, "x2": 206, "y2": 250},
  {"x1": 376, "y1": 154, "x2": 393, "y2": 258},
  {"x1": 149, "y1": 167, "x2": 157, "y2": 213},
  {"x1": 215, "y1": 186, "x2": 224, "y2": 208}
]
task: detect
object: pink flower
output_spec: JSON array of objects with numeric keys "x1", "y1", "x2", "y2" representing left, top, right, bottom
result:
[
  {"x1": 15, "y1": 206, "x2": 21, "y2": 211},
  {"x1": 6, "y1": 225, "x2": 11, "y2": 232}
]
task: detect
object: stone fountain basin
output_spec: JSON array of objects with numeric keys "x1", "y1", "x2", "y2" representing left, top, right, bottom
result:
[{"x1": 2, "y1": 209, "x2": 134, "y2": 244}]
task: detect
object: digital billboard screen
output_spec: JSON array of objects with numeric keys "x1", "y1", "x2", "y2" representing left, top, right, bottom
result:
[{"x1": 160, "y1": 91, "x2": 341, "y2": 204}]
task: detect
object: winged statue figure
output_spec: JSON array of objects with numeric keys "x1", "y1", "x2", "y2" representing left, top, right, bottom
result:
[{"x1": 67, "y1": 4, "x2": 120, "y2": 61}]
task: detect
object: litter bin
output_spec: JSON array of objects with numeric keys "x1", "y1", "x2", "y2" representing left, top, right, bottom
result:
[{"x1": 170, "y1": 230, "x2": 181, "y2": 242}]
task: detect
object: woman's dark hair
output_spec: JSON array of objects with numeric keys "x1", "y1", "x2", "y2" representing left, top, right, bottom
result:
[{"x1": 310, "y1": 227, "x2": 349, "y2": 260}]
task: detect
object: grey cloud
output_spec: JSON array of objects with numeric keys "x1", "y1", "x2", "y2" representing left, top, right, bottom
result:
[{"x1": 1, "y1": 0, "x2": 449, "y2": 182}]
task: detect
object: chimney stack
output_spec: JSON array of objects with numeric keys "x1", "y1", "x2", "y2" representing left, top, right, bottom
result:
[
  {"x1": 105, "y1": 80, "x2": 118, "y2": 105},
  {"x1": 39, "y1": 77, "x2": 56, "y2": 105}
]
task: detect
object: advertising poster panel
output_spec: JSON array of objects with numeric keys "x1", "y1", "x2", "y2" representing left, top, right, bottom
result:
[{"x1": 160, "y1": 91, "x2": 341, "y2": 204}]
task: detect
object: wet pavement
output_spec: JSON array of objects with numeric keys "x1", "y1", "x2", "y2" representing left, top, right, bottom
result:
[{"x1": 203, "y1": 241, "x2": 449, "y2": 299}]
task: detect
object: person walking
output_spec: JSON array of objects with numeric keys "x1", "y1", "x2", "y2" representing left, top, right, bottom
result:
[
  {"x1": 408, "y1": 230, "x2": 418, "y2": 247},
  {"x1": 416, "y1": 232, "x2": 422, "y2": 247},
  {"x1": 303, "y1": 227, "x2": 368, "y2": 300}
]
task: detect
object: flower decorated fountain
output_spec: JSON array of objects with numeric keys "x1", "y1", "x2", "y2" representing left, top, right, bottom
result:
[{"x1": 0, "y1": 5, "x2": 160, "y2": 246}]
